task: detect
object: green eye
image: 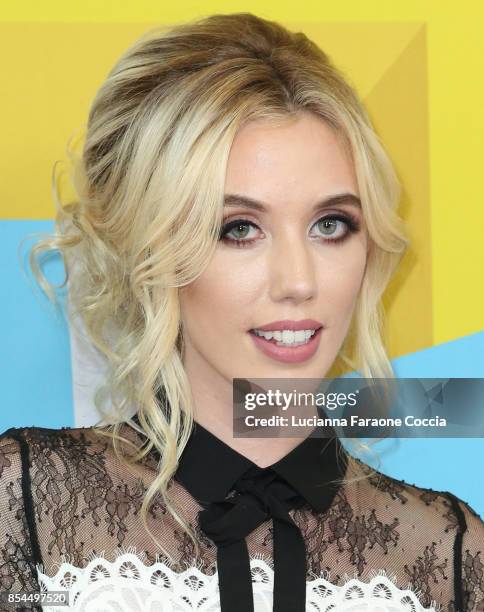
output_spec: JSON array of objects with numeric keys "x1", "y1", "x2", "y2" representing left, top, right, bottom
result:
[
  {"x1": 220, "y1": 219, "x2": 256, "y2": 246},
  {"x1": 317, "y1": 219, "x2": 338, "y2": 235},
  {"x1": 229, "y1": 223, "x2": 251, "y2": 239}
]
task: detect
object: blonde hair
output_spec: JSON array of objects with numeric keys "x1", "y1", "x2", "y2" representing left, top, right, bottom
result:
[{"x1": 27, "y1": 13, "x2": 408, "y2": 561}]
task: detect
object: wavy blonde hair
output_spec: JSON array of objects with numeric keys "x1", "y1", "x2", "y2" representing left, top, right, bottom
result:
[{"x1": 27, "y1": 13, "x2": 408, "y2": 561}]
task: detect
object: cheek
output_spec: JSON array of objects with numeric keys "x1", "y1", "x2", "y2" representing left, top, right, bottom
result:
[
  {"x1": 179, "y1": 255, "x2": 260, "y2": 334},
  {"x1": 317, "y1": 247, "x2": 366, "y2": 314}
]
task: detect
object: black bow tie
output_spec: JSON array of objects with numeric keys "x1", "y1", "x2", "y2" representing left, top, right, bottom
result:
[
  {"x1": 132, "y1": 392, "x2": 348, "y2": 612},
  {"x1": 197, "y1": 463, "x2": 309, "y2": 611},
  {"x1": 171, "y1": 419, "x2": 348, "y2": 612}
]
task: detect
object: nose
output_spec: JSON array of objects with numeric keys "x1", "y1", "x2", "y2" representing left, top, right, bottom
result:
[{"x1": 269, "y1": 231, "x2": 317, "y2": 303}]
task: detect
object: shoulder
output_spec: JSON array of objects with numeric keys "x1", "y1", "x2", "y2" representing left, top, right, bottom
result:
[
  {"x1": 0, "y1": 422, "x2": 151, "y2": 490},
  {"x1": 0, "y1": 424, "x2": 114, "y2": 480},
  {"x1": 350, "y1": 457, "x2": 484, "y2": 608},
  {"x1": 0, "y1": 423, "x2": 116, "y2": 450},
  {"x1": 350, "y1": 456, "x2": 483, "y2": 535},
  {"x1": 0, "y1": 423, "x2": 107, "y2": 449}
]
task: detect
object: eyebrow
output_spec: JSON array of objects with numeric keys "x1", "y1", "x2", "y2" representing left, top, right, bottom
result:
[{"x1": 223, "y1": 192, "x2": 361, "y2": 213}]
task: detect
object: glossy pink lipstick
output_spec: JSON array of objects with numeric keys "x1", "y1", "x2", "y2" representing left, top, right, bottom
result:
[{"x1": 248, "y1": 319, "x2": 323, "y2": 364}]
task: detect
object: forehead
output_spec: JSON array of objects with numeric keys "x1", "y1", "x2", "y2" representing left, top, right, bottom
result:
[{"x1": 225, "y1": 112, "x2": 358, "y2": 204}]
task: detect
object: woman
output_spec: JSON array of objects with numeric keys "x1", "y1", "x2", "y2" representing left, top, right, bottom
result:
[{"x1": 0, "y1": 13, "x2": 482, "y2": 612}]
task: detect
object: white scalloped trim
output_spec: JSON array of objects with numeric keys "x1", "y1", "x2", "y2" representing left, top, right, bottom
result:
[{"x1": 37, "y1": 548, "x2": 442, "y2": 611}]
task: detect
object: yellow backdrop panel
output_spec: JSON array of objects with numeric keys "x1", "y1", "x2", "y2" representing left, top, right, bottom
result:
[{"x1": 0, "y1": 3, "x2": 482, "y2": 355}]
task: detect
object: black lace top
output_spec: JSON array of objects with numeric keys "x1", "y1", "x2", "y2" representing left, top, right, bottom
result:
[{"x1": 0, "y1": 422, "x2": 483, "y2": 611}]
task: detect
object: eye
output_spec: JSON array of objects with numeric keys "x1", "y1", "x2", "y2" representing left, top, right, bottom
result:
[
  {"x1": 219, "y1": 219, "x2": 259, "y2": 247},
  {"x1": 311, "y1": 214, "x2": 360, "y2": 243},
  {"x1": 219, "y1": 213, "x2": 360, "y2": 248}
]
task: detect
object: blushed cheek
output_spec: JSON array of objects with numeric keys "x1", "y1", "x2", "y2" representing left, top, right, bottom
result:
[
  {"x1": 180, "y1": 258, "x2": 257, "y2": 336},
  {"x1": 320, "y1": 255, "x2": 366, "y2": 327},
  {"x1": 206, "y1": 252, "x2": 264, "y2": 308}
]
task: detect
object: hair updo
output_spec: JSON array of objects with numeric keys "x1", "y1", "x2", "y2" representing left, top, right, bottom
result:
[{"x1": 29, "y1": 13, "x2": 408, "y2": 558}]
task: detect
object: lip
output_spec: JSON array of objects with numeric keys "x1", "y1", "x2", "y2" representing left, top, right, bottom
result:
[
  {"x1": 251, "y1": 319, "x2": 323, "y2": 332},
  {"x1": 248, "y1": 326, "x2": 324, "y2": 364}
]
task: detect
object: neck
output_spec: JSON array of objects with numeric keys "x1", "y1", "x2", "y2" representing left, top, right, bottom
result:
[{"x1": 184, "y1": 354, "x2": 317, "y2": 469}]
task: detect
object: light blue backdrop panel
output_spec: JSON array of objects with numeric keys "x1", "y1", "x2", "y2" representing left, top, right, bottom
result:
[
  {"x1": 347, "y1": 331, "x2": 484, "y2": 518},
  {"x1": 0, "y1": 220, "x2": 73, "y2": 429},
  {"x1": 0, "y1": 220, "x2": 482, "y2": 517}
]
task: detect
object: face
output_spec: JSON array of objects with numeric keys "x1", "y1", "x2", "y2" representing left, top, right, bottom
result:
[{"x1": 179, "y1": 111, "x2": 368, "y2": 395}]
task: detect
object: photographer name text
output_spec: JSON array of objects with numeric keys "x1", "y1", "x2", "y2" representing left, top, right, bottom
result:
[{"x1": 243, "y1": 415, "x2": 448, "y2": 428}]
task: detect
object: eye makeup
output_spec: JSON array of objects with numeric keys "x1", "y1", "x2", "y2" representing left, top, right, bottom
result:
[{"x1": 219, "y1": 212, "x2": 361, "y2": 248}]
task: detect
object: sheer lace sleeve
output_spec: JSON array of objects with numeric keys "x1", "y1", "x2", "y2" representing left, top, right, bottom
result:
[
  {"x1": 453, "y1": 495, "x2": 484, "y2": 611},
  {"x1": 0, "y1": 428, "x2": 42, "y2": 611}
]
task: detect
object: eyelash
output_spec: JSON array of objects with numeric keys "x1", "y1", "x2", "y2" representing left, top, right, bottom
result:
[{"x1": 219, "y1": 213, "x2": 361, "y2": 248}]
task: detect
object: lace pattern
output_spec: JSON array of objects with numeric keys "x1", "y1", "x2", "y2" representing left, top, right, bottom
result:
[
  {"x1": 0, "y1": 425, "x2": 483, "y2": 611},
  {"x1": 37, "y1": 549, "x2": 442, "y2": 612}
]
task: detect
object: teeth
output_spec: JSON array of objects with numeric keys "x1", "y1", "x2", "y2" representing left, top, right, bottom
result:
[{"x1": 253, "y1": 328, "x2": 318, "y2": 346}]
